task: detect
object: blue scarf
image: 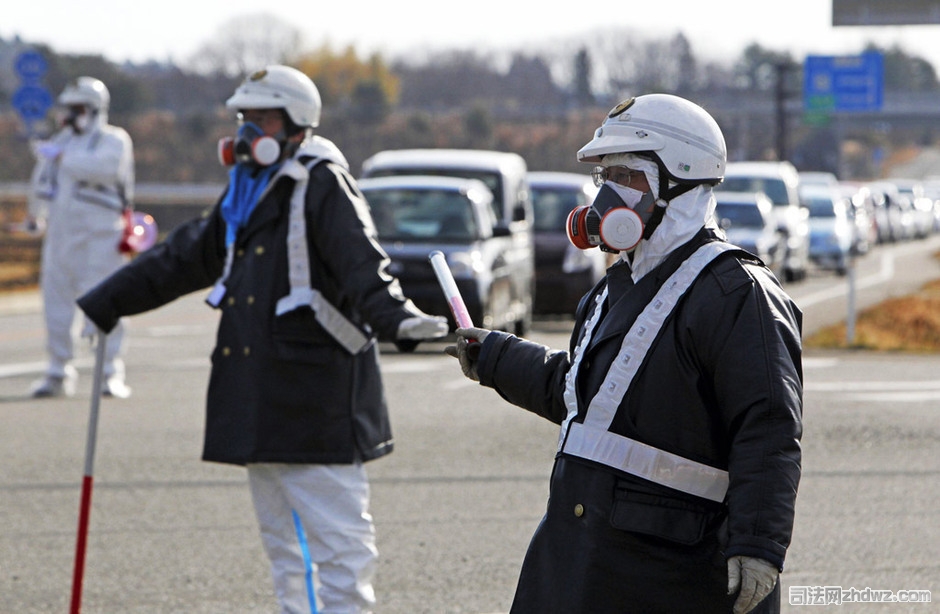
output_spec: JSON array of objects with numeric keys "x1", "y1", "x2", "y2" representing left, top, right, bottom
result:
[{"x1": 220, "y1": 163, "x2": 281, "y2": 247}]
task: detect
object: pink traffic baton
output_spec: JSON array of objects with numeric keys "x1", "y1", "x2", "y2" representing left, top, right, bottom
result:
[{"x1": 428, "y1": 250, "x2": 474, "y2": 330}]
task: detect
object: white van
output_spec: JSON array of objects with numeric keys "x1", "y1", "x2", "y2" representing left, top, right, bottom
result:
[
  {"x1": 718, "y1": 161, "x2": 810, "y2": 282},
  {"x1": 360, "y1": 149, "x2": 534, "y2": 334}
]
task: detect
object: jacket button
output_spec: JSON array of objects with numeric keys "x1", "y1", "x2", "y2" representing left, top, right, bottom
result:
[
  {"x1": 221, "y1": 346, "x2": 231, "y2": 357},
  {"x1": 247, "y1": 295, "x2": 255, "y2": 305},
  {"x1": 243, "y1": 346, "x2": 251, "y2": 356},
  {"x1": 255, "y1": 246, "x2": 265, "y2": 255},
  {"x1": 227, "y1": 296, "x2": 236, "y2": 306},
  {"x1": 574, "y1": 503, "x2": 584, "y2": 517},
  {"x1": 236, "y1": 249, "x2": 245, "y2": 257}
]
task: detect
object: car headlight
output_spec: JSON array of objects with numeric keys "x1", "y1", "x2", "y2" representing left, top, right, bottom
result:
[{"x1": 447, "y1": 250, "x2": 484, "y2": 279}]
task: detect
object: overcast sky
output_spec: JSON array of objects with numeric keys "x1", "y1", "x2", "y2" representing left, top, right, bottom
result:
[{"x1": 4, "y1": 0, "x2": 940, "y2": 69}]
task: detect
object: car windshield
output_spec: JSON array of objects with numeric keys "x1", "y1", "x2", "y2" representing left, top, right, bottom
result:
[
  {"x1": 803, "y1": 196, "x2": 836, "y2": 218},
  {"x1": 367, "y1": 168, "x2": 503, "y2": 221},
  {"x1": 715, "y1": 203, "x2": 765, "y2": 228},
  {"x1": 364, "y1": 188, "x2": 479, "y2": 242},
  {"x1": 531, "y1": 186, "x2": 588, "y2": 231},
  {"x1": 719, "y1": 177, "x2": 789, "y2": 206}
]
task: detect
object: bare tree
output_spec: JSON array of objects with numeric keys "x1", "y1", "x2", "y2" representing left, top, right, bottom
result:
[{"x1": 186, "y1": 13, "x2": 307, "y2": 77}]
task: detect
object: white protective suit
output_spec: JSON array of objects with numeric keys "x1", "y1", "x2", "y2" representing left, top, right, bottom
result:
[{"x1": 28, "y1": 100, "x2": 134, "y2": 393}]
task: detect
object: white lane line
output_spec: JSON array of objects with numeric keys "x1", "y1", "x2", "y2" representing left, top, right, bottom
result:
[
  {"x1": 806, "y1": 380, "x2": 940, "y2": 392},
  {"x1": 797, "y1": 253, "x2": 894, "y2": 308},
  {"x1": 803, "y1": 357, "x2": 841, "y2": 368},
  {"x1": 443, "y1": 378, "x2": 478, "y2": 390},
  {"x1": 844, "y1": 391, "x2": 940, "y2": 402},
  {"x1": 0, "y1": 357, "x2": 93, "y2": 378},
  {"x1": 0, "y1": 361, "x2": 46, "y2": 378},
  {"x1": 807, "y1": 379, "x2": 940, "y2": 402}
]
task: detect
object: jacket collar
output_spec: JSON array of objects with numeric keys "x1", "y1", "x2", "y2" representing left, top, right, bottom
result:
[{"x1": 589, "y1": 227, "x2": 721, "y2": 348}]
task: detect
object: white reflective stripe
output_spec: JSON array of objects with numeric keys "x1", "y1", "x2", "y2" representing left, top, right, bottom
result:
[
  {"x1": 564, "y1": 422, "x2": 729, "y2": 502},
  {"x1": 561, "y1": 241, "x2": 736, "y2": 500},
  {"x1": 273, "y1": 157, "x2": 371, "y2": 355},
  {"x1": 281, "y1": 160, "x2": 313, "y2": 296},
  {"x1": 205, "y1": 243, "x2": 237, "y2": 307},
  {"x1": 275, "y1": 287, "x2": 370, "y2": 354},
  {"x1": 584, "y1": 241, "x2": 736, "y2": 428},
  {"x1": 206, "y1": 161, "x2": 298, "y2": 306},
  {"x1": 209, "y1": 156, "x2": 372, "y2": 355},
  {"x1": 559, "y1": 286, "x2": 608, "y2": 452}
]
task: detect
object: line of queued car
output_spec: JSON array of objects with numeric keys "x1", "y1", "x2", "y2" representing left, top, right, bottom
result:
[
  {"x1": 714, "y1": 160, "x2": 939, "y2": 280},
  {"x1": 355, "y1": 150, "x2": 940, "y2": 349}
]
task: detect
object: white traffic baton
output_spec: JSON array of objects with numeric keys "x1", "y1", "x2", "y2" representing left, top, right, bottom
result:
[{"x1": 70, "y1": 329, "x2": 107, "y2": 614}]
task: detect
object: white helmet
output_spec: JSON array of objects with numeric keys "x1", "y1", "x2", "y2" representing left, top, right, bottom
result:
[
  {"x1": 226, "y1": 65, "x2": 321, "y2": 128},
  {"x1": 578, "y1": 94, "x2": 726, "y2": 185},
  {"x1": 58, "y1": 77, "x2": 110, "y2": 112}
]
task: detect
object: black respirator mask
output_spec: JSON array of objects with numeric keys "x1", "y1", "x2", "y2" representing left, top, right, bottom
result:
[
  {"x1": 62, "y1": 105, "x2": 93, "y2": 133},
  {"x1": 218, "y1": 121, "x2": 283, "y2": 167},
  {"x1": 567, "y1": 182, "x2": 661, "y2": 253}
]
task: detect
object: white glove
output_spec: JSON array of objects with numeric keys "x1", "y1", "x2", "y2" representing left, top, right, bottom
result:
[
  {"x1": 81, "y1": 317, "x2": 101, "y2": 342},
  {"x1": 36, "y1": 142, "x2": 63, "y2": 160},
  {"x1": 397, "y1": 315, "x2": 448, "y2": 340},
  {"x1": 728, "y1": 556, "x2": 778, "y2": 614},
  {"x1": 443, "y1": 327, "x2": 491, "y2": 381}
]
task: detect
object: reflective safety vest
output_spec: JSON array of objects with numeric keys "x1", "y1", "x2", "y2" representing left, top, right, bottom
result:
[
  {"x1": 560, "y1": 241, "x2": 736, "y2": 503},
  {"x1": 207, "y1": 154, "x2": 371, "y2": 355}
]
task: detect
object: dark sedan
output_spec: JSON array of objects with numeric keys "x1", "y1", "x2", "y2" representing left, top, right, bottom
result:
[{"x1": 528, "y1": 171, "x2": 606, "y2": 315}]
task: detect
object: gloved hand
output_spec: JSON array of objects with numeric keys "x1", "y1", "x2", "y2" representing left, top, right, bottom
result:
[
  {"x1": 397, "y1": 315, "x2": 449, "y2": 340},
  {"x1": 443, "y1": 327, "x2": 491, "y2": 381},
  {"x1": 36, "y1": 142, "x2": 63, "y2": 160},
  {"x1": 81, "y1": 316, "x2": 101, "y2": 342},
  {"x1": 727, "y1": 556, "x2": 779, "y2": 614}
]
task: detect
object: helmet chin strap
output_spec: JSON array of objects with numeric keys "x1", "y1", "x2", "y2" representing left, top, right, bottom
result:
[
  {"x1": 642, "y1": 205, "x2": 667, "y2": 240},
  {"x1": 644, "y1": 159, "x2": 697, "y2": 241}
]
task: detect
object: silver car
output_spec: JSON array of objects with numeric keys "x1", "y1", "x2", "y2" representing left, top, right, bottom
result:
[
  {"x1": 714, "y1": 191, "x2": 784, "y2": 275},
  {"x1": 359, "y1": 175, "x2": 529, "y2": 342}
]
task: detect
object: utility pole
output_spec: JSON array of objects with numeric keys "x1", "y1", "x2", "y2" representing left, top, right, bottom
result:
[{"x1": 774, "y1": 60, "x2": 793, "y2": 162}]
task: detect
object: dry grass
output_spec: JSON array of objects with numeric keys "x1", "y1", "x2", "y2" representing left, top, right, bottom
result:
[
  {"x1": 805, "y1": 275, "x2": 940, "y2": 352},
  {"x1": 0, "y1": 232, "x2": 41, "y2": 290}
]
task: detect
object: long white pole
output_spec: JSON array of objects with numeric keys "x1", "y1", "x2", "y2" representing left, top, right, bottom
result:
[{"x1": 70, "y1": 331, "x2": 107, "y2": 614}]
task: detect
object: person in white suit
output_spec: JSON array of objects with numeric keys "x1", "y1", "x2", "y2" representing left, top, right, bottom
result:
[{"x1": 28, "y1": 76, "x2": 135, "y2": 398}]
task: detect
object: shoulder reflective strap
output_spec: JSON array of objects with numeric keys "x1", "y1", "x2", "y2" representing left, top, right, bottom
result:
[
  {"x1": 273, "y1": 158, "x2": 370, "y2": 355},
  {"x1": 205, "y1": 162, "x2": 291, "y2": 308},
  {"x1": 205, "y1": 244, "x2": 236, "y2": 307},
  {"x1": 561, "y1": 241, "x2": 736, "y2": 502},
  {"x1": 559, "y1": 286, "x2": 608, "y2": 451}
]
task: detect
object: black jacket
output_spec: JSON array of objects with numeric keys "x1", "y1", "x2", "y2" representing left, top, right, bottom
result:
[
  {"x1": 79, "y1": 158, "x2": 424, "y2": 466},
  {"x1": 476, "y1": 229, "x2": 802, "y2": 612}
]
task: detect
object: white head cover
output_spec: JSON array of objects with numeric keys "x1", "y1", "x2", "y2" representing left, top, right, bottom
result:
[
  {"x1": 295, "y1": 135, "x2": 349, "y2": 170},
  {"x1": 605, "y1": 152, "x2": 717, "y2": 281}
]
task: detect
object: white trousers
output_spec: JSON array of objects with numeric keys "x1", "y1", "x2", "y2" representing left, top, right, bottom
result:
[
  {"x1": 247, "y1": 463, "x2": 377, "y2": 614},
  {"x1": 40, "y1": 230, "x2": 126, "y2": 380}
]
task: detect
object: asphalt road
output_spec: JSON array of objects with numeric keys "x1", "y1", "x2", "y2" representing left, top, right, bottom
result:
[{"x1": 1, "y1": 236, "x2": 938, "y2": 613}]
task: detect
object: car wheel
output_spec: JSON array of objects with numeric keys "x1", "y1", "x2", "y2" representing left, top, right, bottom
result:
[
  {"x1": 395, "y1": 339, "x2": 420, "y2": 353},
  {"x1": 514, "y1": 310, "x2": 531, "y2": 337}
]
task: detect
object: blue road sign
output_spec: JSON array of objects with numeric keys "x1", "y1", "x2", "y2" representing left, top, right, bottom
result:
[
  {"x1": 12, "y1": 84, "x2": 54, "y2": 121},
  {"x1": 14, "y1": 49, "x2": 49, "y2": 83},
  {"x1": 803, "y1": 52, "x2": 884, "y2": 113}
]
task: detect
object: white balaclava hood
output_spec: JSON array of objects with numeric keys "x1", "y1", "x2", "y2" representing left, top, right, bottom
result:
[{"x1": 603, "y1": 152, "x2": 718, "y2": 281}]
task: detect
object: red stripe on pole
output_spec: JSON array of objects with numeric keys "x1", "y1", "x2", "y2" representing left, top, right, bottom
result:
[{"x1": 70, "y1": 475, "x2": 94, "y2": 614}]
